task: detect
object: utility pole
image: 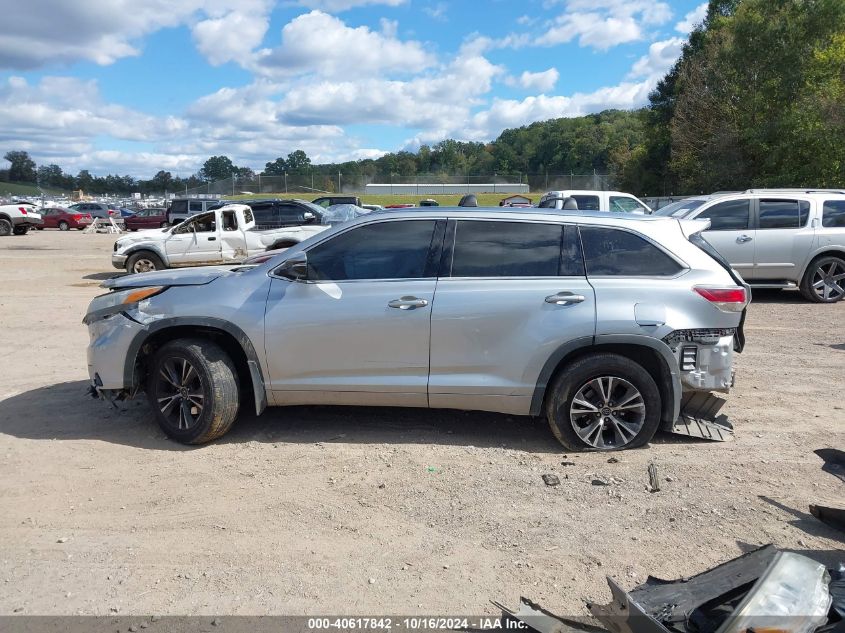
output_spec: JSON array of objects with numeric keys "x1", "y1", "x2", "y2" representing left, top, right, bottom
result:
[
  {"x1": 337, "y1": 171, "x2": 342, "y2": 193},
  {"x1": 284, "y1": 171, "x2": 288, "y2": 194}
]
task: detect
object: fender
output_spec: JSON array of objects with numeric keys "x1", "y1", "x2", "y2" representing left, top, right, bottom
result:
[
  {"x1": 529, "y1": 334, "x2": 681, "y2": 424},
  {"x1": 797, "y1": 246, "x2": 845, "y2": 281},
  {"x1": 121, "y1": 243, "x2": 170, "y2": 266},
  {"x1": 123, "y1": 316, "x2": 267, "y2": 416}
]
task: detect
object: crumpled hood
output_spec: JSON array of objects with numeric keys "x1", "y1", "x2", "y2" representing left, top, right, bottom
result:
[
  {"x1": 102, "y1": 266, "x2": 235, "y2": 289},
  {"x1": 115, "y1": 228, "x2": 168, "y2": 247}
]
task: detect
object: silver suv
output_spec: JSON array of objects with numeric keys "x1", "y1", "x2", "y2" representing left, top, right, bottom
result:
[
  {"x1": 84, "y1": 209, "x2": 749, "y2": 450},
  {"x1": 656, "y1": 189, "x2": 845, "y2": 302}
]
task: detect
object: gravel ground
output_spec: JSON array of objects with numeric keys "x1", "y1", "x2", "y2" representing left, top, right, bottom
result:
[{"x1": 0, "y1": 229, "x2": 843, "y2": 617}]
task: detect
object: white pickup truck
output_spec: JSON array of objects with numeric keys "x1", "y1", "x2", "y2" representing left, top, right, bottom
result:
[{"x1": 112, "y1": 204, "x2": 327, "y2": 273}]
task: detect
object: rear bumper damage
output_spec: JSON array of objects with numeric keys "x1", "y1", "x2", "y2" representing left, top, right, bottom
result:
[{"x1": 663, "y1": 329, "x2": 737, "y2": 442}]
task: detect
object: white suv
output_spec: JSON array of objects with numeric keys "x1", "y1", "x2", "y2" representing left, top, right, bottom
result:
[
  {"x1": 538, "y1": 190, "x2": 651, "y2": 214},
  {"x1": 656, "y1": 189, "x2": 845, "y2": 302}
]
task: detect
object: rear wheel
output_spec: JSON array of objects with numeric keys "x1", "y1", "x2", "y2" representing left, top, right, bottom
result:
[
  {"x1": 58, "y1": 221, "x2": 69, "y2": 231},
  {"x1": 546, "y1": 353, "x2": 661, "y2": 451},
  {"x1": 13, "y1": 225, "x2": 29, "y2": 235},
  {"x1": 800, "y1": 256, "x2": 845, "y2": 303},
  {"x1": 147, "y1": 339, "x2": 240, "y2": 444},
  {"x1": 160, "y1": 221, "x2": 169, "y2": 228},
  {"x1": 126, "y1": 250, "x2": 165, "y2": 274},
  {"x1": 0, "y1": 219, "x2": 10, "y2": 236}
]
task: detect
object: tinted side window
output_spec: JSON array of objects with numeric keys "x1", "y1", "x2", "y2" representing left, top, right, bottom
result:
[
  {"x1": 308, "y1": 220, "x2": 436, "y2": 281},
  {"x1": 451, "y1": 221, "x2": 564, "y2": 277},
  {"x1": 758, "y1": 199, "x2": 810, "y2": 229},
  {"x1": 580, "y1": 227, "x2": 683, "y2": 276},
  {"x1": 823, "y1": 200, "x2": 845, "y2": 227},
  {"x1": 189, "y1": 201, "x2": 204, "y2": 212},
  {"x1": 251, "y1": 203, "x2": 277, "y2": 227},
  {"x1": 572, "y1": 195, "x2": 600, "y2": 211},
  {"x1": 277, "y1": 203, "x2": 307, "y2": 223},
  {"x1": 170, "y1": 201, "x2": 187, "y2": 214},
  {"x1": 698, "y1": 199, "x2": 750, "y2": 231},
  {"x1": 538, "y1": 198, "x2": 557, "y2": 209}
]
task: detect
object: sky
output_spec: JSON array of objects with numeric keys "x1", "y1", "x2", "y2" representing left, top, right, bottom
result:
[{"x1": 0, "y1": 0, "x2": 708, "y2": 178}]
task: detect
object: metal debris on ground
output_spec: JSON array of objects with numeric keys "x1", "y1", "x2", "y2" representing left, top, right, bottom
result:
[
  {"x1": 810, "y1": 504, "x2": 845, "y2": 534},
  {"x1": 541, "y1": 474, "x2": 561, "y2": 487},
  {"x1": 648, "y1": 463, "x2": 660, "y2": 493}
]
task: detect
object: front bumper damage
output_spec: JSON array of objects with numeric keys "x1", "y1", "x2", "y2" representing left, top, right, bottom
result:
[
  {"x1": 663, "y1": 329, "x2": 738, "y2": 442},
  {"x1": 499, "y1": 545, "x2": 837, "y2": 633}
]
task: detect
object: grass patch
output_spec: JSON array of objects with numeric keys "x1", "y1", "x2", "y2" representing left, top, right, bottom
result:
[{"x1": 0, "y1": 181, "x2": 69, "y2": 197}]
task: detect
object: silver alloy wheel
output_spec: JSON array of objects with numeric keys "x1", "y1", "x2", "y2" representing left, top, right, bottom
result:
[
  {"x1": 569, "y1": 376, "x2": 646, "y2": 449},
  {"x1": 155, "y1": 357, "x2": 205, "y2": 431},
  {"x1": 132, "y1": 257, "x2": 158, "y2": 273},
  {"x1": 811, "y1": 259, "x2": 845, "y2": 301}
]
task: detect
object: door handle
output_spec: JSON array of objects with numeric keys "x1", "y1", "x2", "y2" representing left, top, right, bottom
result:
[
  {"x1": 545, "y1": 291, "x2": 586, "y2": 305},
  {"x1": 207, "y1": 236, "x2": 217, "y2": 241},
  {"x1": 736, "y1": 235, "x2": 753, "y2": 243},
  {"x1": 388, "y1": 296, "x2": 429, "y2": 310}
]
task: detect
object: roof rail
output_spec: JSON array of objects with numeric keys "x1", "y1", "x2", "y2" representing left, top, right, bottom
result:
[{"x1": 744, "y1": 188, "x2": 845, "y2": 194}]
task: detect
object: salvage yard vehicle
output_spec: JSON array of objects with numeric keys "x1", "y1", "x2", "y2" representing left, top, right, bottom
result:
[
  {"x1": 165, "y1": 198, "x2": 221, "y2": 226},
  {"x1": 0, "y1": 202, "x2": 42, "y2": 235},
  {"x1": 538, "y1": 190, "x2": 652, "y2": 213},
  {"x1": 36, "y1": 207, "x2": 93, "y2": 230},
  {"x1": 656, "y1": 189, "x2": 845, "y2": 302},
  {"x1": 123, "y1": 208, "x2": 167, "y2": 231},
  {"x1": 86, "y1": 208, "x2": 749, "y2": 449},
  {"x1": 111, "y1": 203, "x2": 327, "y2": 273}
]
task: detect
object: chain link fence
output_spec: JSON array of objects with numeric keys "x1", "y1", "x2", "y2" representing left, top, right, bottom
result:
[{"x1": 180, "y1": 172, "x2": 615, "y2": 198}]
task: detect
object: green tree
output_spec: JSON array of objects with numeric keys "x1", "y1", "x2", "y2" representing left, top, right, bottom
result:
[
  {"x1": 200, "y1": 155, "x2": 236, "y2": 182},
  {"x1": 285, "y1": 150, "x2": 311, "y2": 173},
  {"x1": 4, "y1": 150, "x2": 37, "y2": 182}
]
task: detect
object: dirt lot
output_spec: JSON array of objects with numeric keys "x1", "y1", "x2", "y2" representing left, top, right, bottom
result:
[{"x1": 0, "y1": 229, "x2": 843, "y2": 617}]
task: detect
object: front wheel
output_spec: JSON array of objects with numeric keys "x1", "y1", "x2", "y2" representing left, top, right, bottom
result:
[
  {"x1": 160, "y1": 221, "x2": 169, "y2": 228},
  {"x1": 545, "y1": 353, "x2": 661, "y2": 451},
  {"x1": 126, "y1": 250, "x2": 165, "y2": 274},
  {"x1": 800, "y1": 256, "x2": 845, "y2": 303},
  {"x1": 147, "y1": 339, "x2": 240, "y2": 444}
]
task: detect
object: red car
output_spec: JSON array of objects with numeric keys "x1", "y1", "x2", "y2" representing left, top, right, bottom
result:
[
  {"x1": 36, "y1": 207, "x2": 93, "y2": 230},
  {"x1": 123, "y1": 208, "x2": 168, "y2": 231}
]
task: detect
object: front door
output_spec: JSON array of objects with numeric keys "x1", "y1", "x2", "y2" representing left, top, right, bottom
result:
[
  {"x1": 693, "y1": 198, "x2": 756, "y2": 280},
  {"x1": 428, "y1": 220, "x2": 595, "y2": 415},
  {"x1": 264, "y1": 218, "x2": 441, "y2": 407},
  {"x1": 164, "y1": 212, "x2": 222, "y2": 265}
]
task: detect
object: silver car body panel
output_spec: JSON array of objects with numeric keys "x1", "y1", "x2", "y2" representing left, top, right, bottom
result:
[{"x1": 86, "y1": 208, "x2": 747, "y2": 430}]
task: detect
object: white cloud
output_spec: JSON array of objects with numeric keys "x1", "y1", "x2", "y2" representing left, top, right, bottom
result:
[
  {"x1": 675, "y1": 2, "x2": 707, "y2": 34},
  {"x1": 192, "y1": 11, "x2": 271, "y2": 66},
  {"x1": 254, "y1": 10, "x2": 434, "y2": 78},
  {"x1": 506, "y1": 68, "x2": 560, "y2": 92},
  {"x1": 628, "y1": 37, "x2": 684, "y2": 79},
  {"x1": 423, "y1": 2, "x2": 448, "y2": 21},
  {"x1": 0, "y1": 0, "x2": 274, "y2": 69},
  {"x1": 502, "y1": 0, "x2": 672, "y2": 51},
  {"x1": 296, "y1": 0, "x2": 406, "y2": 11}
]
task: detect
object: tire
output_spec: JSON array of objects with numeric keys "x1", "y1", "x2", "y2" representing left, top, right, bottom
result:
[
  {"x1": 545, "y1": 353, "x2": 662, "y2": 451},
  {"x1": 58, "y1": 221, "x2": 70, "y2": 231},
  {"x1": 126, "y1": 250, "x2": 165, "y2": 274},
  {"x1": 800, "y1": 255, "x2": 845, "y2": 303},
  {"x1": 160, "y1": 221, "x2": 169, "y2": 228},
  {"x1": 36, "y1": 227, "x2": 44, "y2": 230},
  {"x1": 0, "y1": 219, "x2": 10, "y2": 236},
  {"x1": 13, "y1": 225, "x2": 29, "y2": 235},
  {"x1": 147, "y1": 339, "x2": 240, "y2": 444},
  {"x1": 130, "y1": 228, "x2": 138, "y2": 232}
]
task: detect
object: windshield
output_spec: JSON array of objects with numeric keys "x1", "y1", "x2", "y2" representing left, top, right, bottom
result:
[{"x1": 653, "y1": 198, "x2": 707, "y2": 217}]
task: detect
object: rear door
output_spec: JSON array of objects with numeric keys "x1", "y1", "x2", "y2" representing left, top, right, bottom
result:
[
  {"x1": 428, "y1": 219, "x2": 595, "y2": 415},
  {"x1": 691, "y1": 198, "x2": 755, "y2": 279},
  {"x1": 752, "y1": 197, "x2": 814, "y2": 281}
]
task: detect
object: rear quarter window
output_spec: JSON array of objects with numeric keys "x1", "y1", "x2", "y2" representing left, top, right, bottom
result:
[
  {"x1": 823, "y1": 200, "x2": 845, "y2": 227},
  {"x1": 579, "y1": 227, "x2": 683, "y2": 277}
]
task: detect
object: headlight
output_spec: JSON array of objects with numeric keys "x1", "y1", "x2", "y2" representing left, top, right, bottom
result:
[{"x1": 83, "y1": 286, "x2": 166, "y2": 324}]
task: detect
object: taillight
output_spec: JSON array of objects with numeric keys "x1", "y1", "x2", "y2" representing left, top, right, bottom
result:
[
  {"x1": 693, "y1": 286, "x2": 748, "y2": 312},
  {"x1": 73, "y1": 214, "x2": 82, "y2": 220},
  {"x1": 18, "y1": 207, "x2": 27, "y2": 214}
]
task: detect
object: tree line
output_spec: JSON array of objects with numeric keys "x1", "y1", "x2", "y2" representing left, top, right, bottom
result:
[{"x1": 3, "y1": 0, "x2": 843, "y2": 197}]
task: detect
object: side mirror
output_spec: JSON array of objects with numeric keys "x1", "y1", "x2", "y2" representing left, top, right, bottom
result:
[
  {"x1": 303, "y1": 211, "x2": 315, "y2": 223},
  {"x1": 277, "y1": 252, "x2": 308, "y2": 281}
]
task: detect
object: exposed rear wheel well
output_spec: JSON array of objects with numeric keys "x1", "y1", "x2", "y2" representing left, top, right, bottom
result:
[
  {"x1": 134, "y1": 326, "x2": 255, "y2": 411},
  {"x1": 268, "y1": 240, "x2": 299, "y2": 251},
  {"x1": 803, "y1": 249, "x2": 845, "y2": 273},
  {"x1": 541, "y1": 343, "x2": 675, "y2": 423}
]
